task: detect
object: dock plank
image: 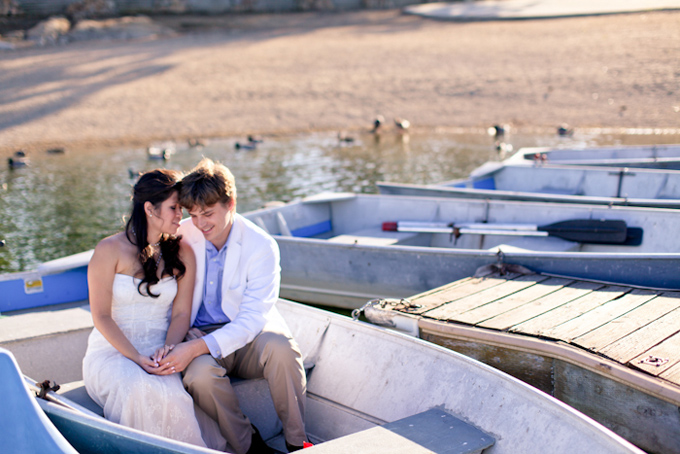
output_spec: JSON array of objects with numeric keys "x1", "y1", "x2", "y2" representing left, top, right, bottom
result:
[
  {"x1": 411, "y1": 272, "x2": 519, "y2": 315},
  {"x1": 631, "y1": 329, "x2": 680, "y2": 377},
  {"x1": 480, "y1": 281, "x2": 601, "y2": 332},
  {"x1": 455, "y1": 276, "x2": 571, "y2": 326},
  {"x1": 573, "y1": 292, "x2": 680, "y2": 353},
  {"x1": 542, "y1": 289, "x2": 657, "y2": 342},
  {"x1": 660, "y1": 361, "x2": 680, "y2": 384},
  {"x1": 599, "y1": 306, "x2": 680, "y2": 364},
  {"x1": 424, "y1": 274, "x2": 545, "y2": 321},
  {"x1": 511, "y1": 285, "x2": 630, "y2": 336}
]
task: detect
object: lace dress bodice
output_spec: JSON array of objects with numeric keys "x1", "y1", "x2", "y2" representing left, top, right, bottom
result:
[{"x1": 87, "y1": 274, "x2": 175, "y2": 357}]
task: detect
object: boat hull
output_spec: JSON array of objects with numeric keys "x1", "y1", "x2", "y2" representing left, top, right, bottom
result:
[{"x1": 278, "y1": 239, "x2": 680, "y2": 308}]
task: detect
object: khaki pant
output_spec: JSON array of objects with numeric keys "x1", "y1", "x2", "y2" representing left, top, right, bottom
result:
[{"x1": 183, "y1": 323, "x2": 306, "y2": 454}]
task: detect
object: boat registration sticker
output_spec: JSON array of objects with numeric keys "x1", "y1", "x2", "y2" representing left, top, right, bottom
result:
[{"x1": 24, "y1": 276, "x2": 44, "y2": 294}]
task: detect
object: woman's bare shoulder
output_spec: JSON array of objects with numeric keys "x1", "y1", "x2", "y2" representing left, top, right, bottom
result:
[
  {"x1": 96, "y1": 232, "x2": 130, "y2": 252},
  {"x1": 178, "y1": 237, "x2": 196, "y2": 265}
]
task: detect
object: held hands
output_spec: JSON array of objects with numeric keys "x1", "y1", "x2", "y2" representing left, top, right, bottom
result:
[
  {"x1": 157, "y1": 341, "x2": 201, "y2": 374},
  {"x1": 137, "y1": 344, "x2": 177, "y2": 375}
]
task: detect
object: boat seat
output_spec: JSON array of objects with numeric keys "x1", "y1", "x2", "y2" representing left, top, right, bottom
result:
[
  {"x1": 304, "y1": 408, "x2": 495, "y2": 454},
  {"x1": 57, "y1": 364, "x2": 316, "y2": 444},
  {"x1": 328, "y1": 228, "x2": 426, "y2": 246},
  {"x1": 488, "y1": 236, "x2": 580, "y2": 252}
]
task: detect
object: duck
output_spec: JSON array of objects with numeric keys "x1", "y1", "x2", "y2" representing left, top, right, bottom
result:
[
  {"x1": 235, "y1": 141, "x2": 257, "y2": 151},
  {"x1": 187, "y1": 138, "x2": 206, "y2": 149},
  {"x1": 46, "y1": 147, "x2": 65, "y2": 154},
  {"x1": 394, "y1": 117, "x2": 410, "y2": 131},
  {"x1": 337, "y1": 131, "x2": 355, "y2": 144},
  {"x1": 8, "y1": 150, "x2": 28, "y2": 168},
  {"x1": 557, "y1": 124, "x2": 574, "y2": 136},
  {"x1": 247, "y1": 135, "x2": 263, "y2": 144},
  {"x1": 487, "y1": 124, "x2": 508, "y2": 139},
  {"x1": 371, "y1": 115, "x2": 385, "y2": 133},
  {"x1": 495, "y1": 141, "x2": 514, "y2": 159},
  {"x1": 147, "y1": 146, "x2": 174, "y2": 160}
]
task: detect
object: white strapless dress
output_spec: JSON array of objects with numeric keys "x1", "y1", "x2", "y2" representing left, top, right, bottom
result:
[{"x1": 82, "y1": 274, "x2": 207, "y2": 447}]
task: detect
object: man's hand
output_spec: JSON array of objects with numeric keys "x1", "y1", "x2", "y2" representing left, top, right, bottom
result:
[
  {"x1": 185, "y1": 327, "x2": 207, "y2": 341},
  {"x1": 156, "y1": 339, "x2": 208, "y2": 374}
]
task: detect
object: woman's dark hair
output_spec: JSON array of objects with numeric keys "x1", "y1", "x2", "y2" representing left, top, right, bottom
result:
[{"x1": 125, "y1": 169, "x2": 185, "y2": 297}]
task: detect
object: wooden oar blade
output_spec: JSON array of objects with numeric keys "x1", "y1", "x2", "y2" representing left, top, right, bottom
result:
[{"x1": 540, "y1": 219, "x2": 628, "y2": 244}]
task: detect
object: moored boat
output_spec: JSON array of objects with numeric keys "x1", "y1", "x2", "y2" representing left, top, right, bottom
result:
[
  {"x1": 377, "y1": 162, "x2": 680, "y2": 208},
  {"x1": 359, "y1": 270, "x2": 680, "y2": 454},
  {"x1": 1, "y1": 295, "x2": 645, "y2": 454},
  {"x1": 505, "y1": 143, "x2": 680, "y2": 169},
  {"x1": 6, "y1": 192, "x2": 680, "y2": 313},
  {"x1": 243, "y1": 193, "x2": 680, "y2": 309}
]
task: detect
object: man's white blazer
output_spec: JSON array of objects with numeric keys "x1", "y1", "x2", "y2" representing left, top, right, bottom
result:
[{"x1": 178, "y1": 214, "x2": 290, "y2": 358}]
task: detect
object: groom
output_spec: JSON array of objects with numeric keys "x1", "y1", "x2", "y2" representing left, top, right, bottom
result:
[{"x1": 161, "y1": 158, "x2": 307, "y2": 454}]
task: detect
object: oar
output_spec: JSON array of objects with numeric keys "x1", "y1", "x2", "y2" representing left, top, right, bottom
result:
[{"x1": 382, "y1": 219, "x2": 632, "y2": 245}]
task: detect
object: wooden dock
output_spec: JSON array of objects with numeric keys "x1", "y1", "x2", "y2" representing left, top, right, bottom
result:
[{"x1": 373, "y1": 269, "x2": 680, "y2": 454}]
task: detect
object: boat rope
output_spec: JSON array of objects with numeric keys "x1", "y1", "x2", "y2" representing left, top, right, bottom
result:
[
  {"x1": 352, "y1": 298, "x2": 422, "y2": 321},
  {"x1": 35, "y1": 379, "x2": 60, "y2": 399}
]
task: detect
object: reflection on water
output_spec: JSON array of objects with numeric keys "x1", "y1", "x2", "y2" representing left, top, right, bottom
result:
[{"x1": 1, "y1": 129, "x2": 679, "y2": 272}]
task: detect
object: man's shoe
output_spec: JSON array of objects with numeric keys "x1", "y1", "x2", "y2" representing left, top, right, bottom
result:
[{"x1": 246, "y1": 425, "x2": 274, "y2": 454}]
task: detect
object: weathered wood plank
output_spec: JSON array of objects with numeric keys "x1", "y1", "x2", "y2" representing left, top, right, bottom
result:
[
  {"x1": 600, "y1": 306, "x2": 680, "y2": 364},
  {"x1": 481, "y1": 281, "x2": 602, "y2": 332},
  {"x1": 544, "y1": 289, "x2": 657, "y2": 342},
  {"x1": 511, "y1": 285, "x2": 630, "y2": 336},
  {"x1": 631, "y1": 329, "x2": 680, "y2": 378},
  {"x1": 411, "y1": 272, "x2": 519, "y2": 315},
  {"x1": 660, "y1": 361, "x2": 680, "y2": 384},
  {"x1": 574, "y1": 292, "x2": 680, "y2": 353},
  {"x1": 424, "y1": 274, "x2": 544, "y2": 321},
  {"x1": 554, "y1": 361, "x2": 680, "y2": 454},
  {"x1": 420, "y1": 332, "x2": 555, "y2": 395},
  {"x1": 455, "y1": 276, "x2": 570, "y2": 326}
]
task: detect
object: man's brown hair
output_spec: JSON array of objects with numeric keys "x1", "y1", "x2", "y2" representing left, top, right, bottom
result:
[{"x1": 179, "y1": 158, "x2": 237, "y2": 209}]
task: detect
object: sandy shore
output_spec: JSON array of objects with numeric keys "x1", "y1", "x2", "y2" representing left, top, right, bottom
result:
[{"x1": 1, "y1": 9, "x2": 679, "y2": 153}]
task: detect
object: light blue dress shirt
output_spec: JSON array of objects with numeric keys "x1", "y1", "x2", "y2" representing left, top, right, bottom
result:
[{"x1": 193, "y1": 239, "x2": 231, "y2": 358}]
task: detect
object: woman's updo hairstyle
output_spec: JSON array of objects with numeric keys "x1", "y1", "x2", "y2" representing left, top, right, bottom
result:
[{"x1": 125, "y1": 169, "x2": 185, "y2": 297}]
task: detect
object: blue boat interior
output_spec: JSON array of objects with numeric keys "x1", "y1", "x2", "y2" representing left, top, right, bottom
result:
[
  {"x1": 0, "y1": 348, "x2": 78, "y2": 453},
  {"x1": 451, "y1": 177, "x2": 496, "y2": 190}
]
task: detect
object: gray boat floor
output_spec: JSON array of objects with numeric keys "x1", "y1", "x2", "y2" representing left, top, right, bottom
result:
[{"x1": 397, "y1": 269, "x2": 680, "y2": 391}]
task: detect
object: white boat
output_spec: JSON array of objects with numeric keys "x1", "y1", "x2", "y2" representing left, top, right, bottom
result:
[
  {"x1": 5, "y1": 193, "x2": 680, "y2": 313},
  {"x1": 242, "y1": 193, "x2": 680, "y2": 309},
  {"x1": 377, "y1": 162, "x2": 680, "y2": 208},
  {"x1": 505, "y1": 143, "x2": 680, "y2": 169},
  {"x1": 0, "y1": 295, "x2": 645, "y2": 454}
]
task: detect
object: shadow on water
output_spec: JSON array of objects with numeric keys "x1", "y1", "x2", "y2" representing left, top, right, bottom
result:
[{"x1": 1, "y1": 129, "x2": 680, "y2": 272}]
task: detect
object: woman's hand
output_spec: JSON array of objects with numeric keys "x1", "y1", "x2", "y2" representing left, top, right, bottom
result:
[
  {"x1": 152, "y1": 344, "x2": 175, "y2": 365},
  {"x1": 137, "y1": 353, "x2": 167, "y2": 374},
  {"x1": 139, "y1": 351, "x2": 178, "y2": 375}
]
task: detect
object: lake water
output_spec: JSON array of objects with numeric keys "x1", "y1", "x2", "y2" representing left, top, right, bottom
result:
[{"x1": 2, "y1": 128, "x2": 679, "y2": 273}]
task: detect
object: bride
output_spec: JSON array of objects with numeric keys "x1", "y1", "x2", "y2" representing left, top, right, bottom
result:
[{"x1": 83, "y1": 169, "x2": 222, "y2": 448}]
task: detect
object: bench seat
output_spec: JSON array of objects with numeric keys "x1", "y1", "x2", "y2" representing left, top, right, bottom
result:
[
  {"x1": 303, "y1": 408, "x2": 495, "y2": 454},
  {"x1": 328, "y1": 228, "x2": 427, "y2": 247}
]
